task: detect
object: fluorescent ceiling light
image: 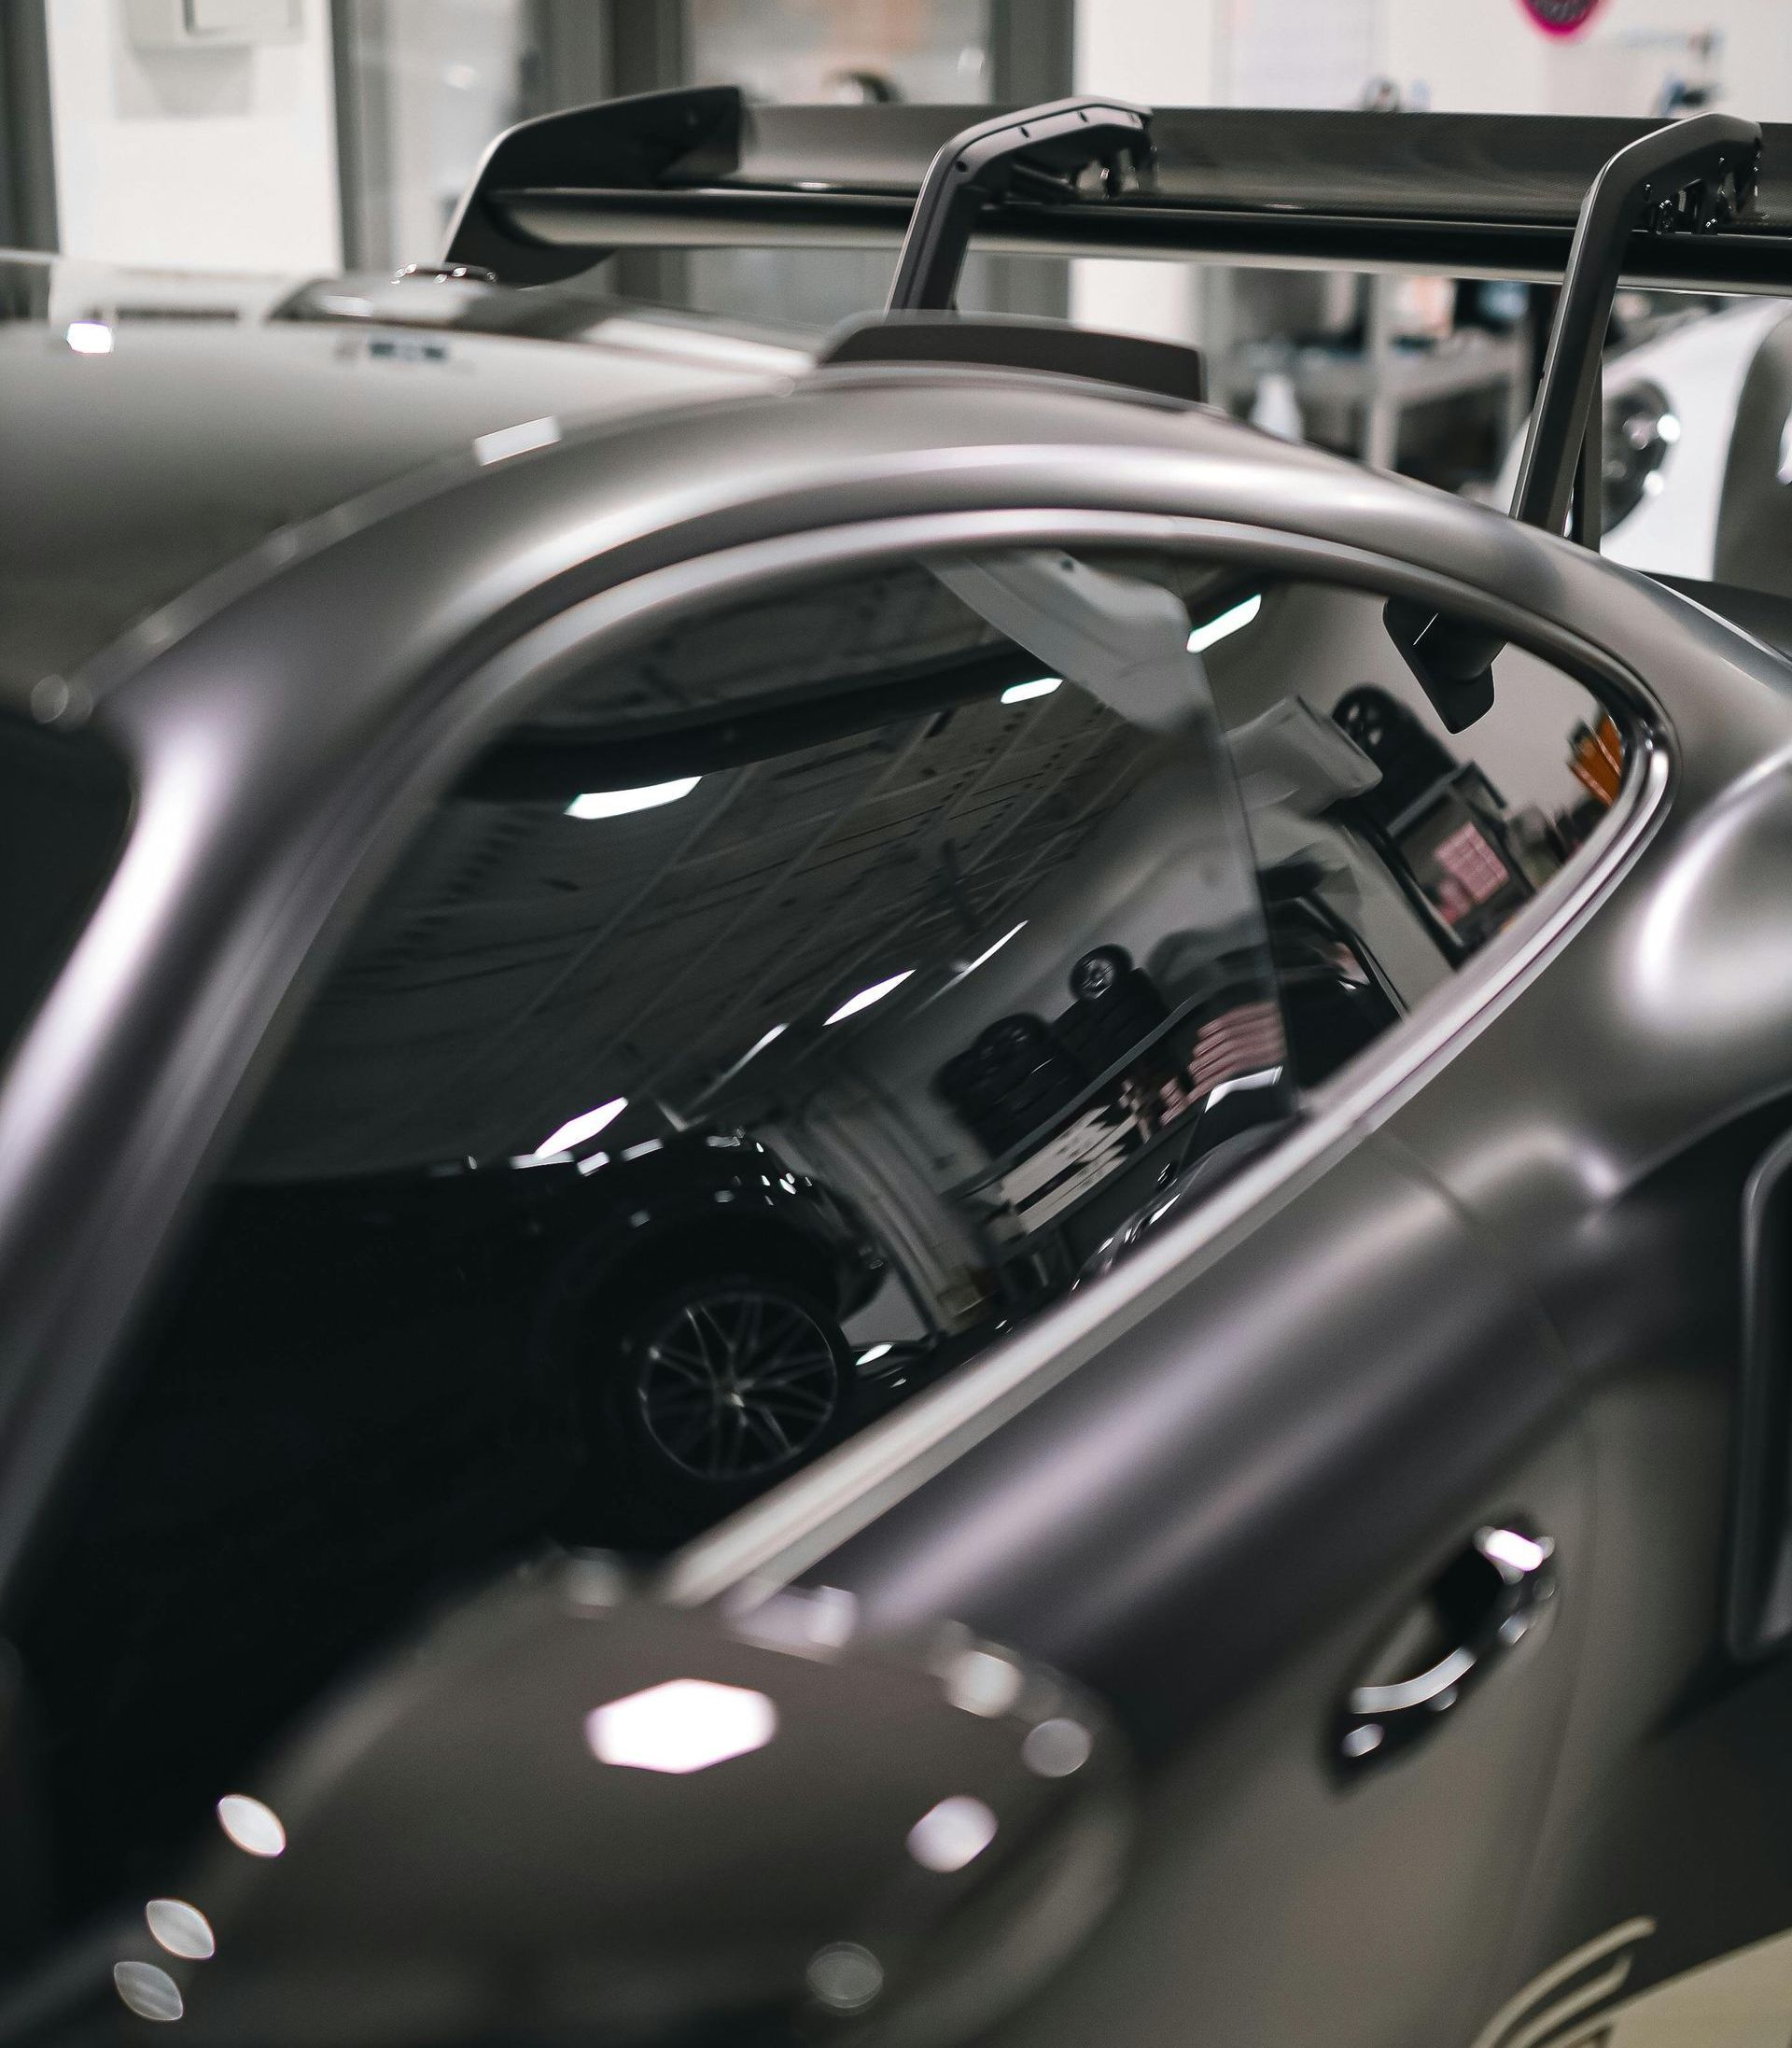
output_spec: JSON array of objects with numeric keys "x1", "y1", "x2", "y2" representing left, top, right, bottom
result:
[
  {"x1": 698, "y1": 1022, "x2": 788, "y2": 1103},
  {"x1": 586, "y1": 1678, "x2": 777, "y2": 1773},
  {"x1": 961, "y1": 922, "x2": 1026, "y2": 975},
  {"x1": 567, "y1": 776, "x2": 700, "y2": 821},
  {"x1": 535, "y1": 1095, "x2": 627, "y2": 1156},
  {"x1": 1001, "y1": 676, "x2": 1061, "y2": 705},
  {"x1": 742, "y1": 1023, "x2": 786, "y2": 1062},
  {"x1": 1188, "y1": 593, "x2": 1263, "y2": 652},
  {"x1": 65, "y1": 320, "x2": 114, "y2": 356},
  {"x1": 825, "y1": 969, "x2": 914, "y2": 1026}
]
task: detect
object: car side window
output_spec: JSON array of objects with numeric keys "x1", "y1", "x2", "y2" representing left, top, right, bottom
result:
[
  {"x1": 1192, "y1": 580, "x2": 1624, "y2": 1073},
  {"x1": 14, "y1": 544, "x2": 1627, "y2": 1929}
]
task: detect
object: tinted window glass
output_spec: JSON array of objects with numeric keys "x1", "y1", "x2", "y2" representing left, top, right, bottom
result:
[
  {"x1": 21, "y1": 544, "x2": 1299, "y2": 1918},
  {"x1": 1193, "y1": 582, "x2": 1622, "y2": 1062},
  {"x1": 18, "y1": 550, "x2": 1623, "y2": 1926},
  {"x1": 0, "y1": 715, "x2": 129, "y2": 1068}
]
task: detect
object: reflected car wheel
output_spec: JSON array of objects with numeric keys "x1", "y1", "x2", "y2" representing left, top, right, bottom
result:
[{"x1": 607, "y1": 1272, "x2": 850, "y2": 1502}]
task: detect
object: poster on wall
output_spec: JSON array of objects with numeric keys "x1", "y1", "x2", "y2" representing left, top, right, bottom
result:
[{"x1": 1516, "y1": 0, "x2": 1608, "y2": 35}]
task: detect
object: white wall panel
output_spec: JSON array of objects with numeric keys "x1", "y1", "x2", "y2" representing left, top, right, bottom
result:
[{"x1": 47, "y1": 0, "x2": 340, "y2": 271}]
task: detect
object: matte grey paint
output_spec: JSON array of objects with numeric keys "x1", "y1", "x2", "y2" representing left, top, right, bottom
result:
[{"x1": 7, "y1": 335, "x2": 1792, "y2": 2039}]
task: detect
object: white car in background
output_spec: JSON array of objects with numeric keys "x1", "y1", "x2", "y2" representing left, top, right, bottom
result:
[{"x1": 1494, "y1": 295, "x2": 1791, "y2": 586}]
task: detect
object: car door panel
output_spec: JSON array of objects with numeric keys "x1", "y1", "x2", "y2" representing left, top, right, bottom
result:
[
  {"x1": 791, "y1": 1131, "x2": 1589, "y2": 2048},
  {"x1": 1374, "y1": 743, "x2": 1792, "y2": 2027}
]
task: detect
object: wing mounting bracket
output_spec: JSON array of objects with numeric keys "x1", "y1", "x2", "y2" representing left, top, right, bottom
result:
[
  {"x1": 888, "y1": 96, "x2": 1154, "y2": 313},
  {"x1": 1512, "y1": 110, "x2": 1761, "y2": 540},
  {"x1": 1389, "y1": 111, "x2": 1762, "y2": 734}
]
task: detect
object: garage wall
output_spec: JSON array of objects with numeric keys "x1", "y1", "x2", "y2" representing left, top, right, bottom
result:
[
  {"x1": 1069, "y1": 0, "x2": 1217, "y2": 338},
  {"x1": 45, "y1": 0, "x2": 340, "y2": 271},
  {"x1": 1384, "y1": 0, "x2": 1792, "y2": 122},
  {"x1": 1074, "y1": 1, "x2": 1792, "y2": 124}
]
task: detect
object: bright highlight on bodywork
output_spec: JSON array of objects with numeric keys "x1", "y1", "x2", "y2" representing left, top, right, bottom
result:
[
  {"x1": 585, "y1": 1677, "x2": 777, "y2": 1773},
  {"x1": 146, "y1": 1899, "x2": 216, "y2": 1960},
  {"x1": 1001, "y1": 676, "x2": 1061, "y2": 704},
  {"x1": 65, "y1": 320, "x2": 114, "y2": 355},
  {"x1": 217, "y1": 1793, "x2": 286, "y2": 1857},
  {"x1": 472, "y1": 414, "x2": 561, "y2": 465},
  {"x1": 1188, "y1": 593, "x2": 1262, "y2": 652},
  {"x1": 907, "y1": 1795, "x2": 999, "y2": 1872},
  {"x1": 825, "y1": 970, "x2": 914, "y2": 1026},
  {"x1": 534, "y1": 1096, "x2": 627, "y2": 1157},
  {"x1": 567, "y1": 776, "x2": 701, "y2": 820}
]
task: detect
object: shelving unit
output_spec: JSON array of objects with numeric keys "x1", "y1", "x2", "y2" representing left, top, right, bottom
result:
[{"x1": 1209, "y1": 273, "x2": 1533, "y2": 473}]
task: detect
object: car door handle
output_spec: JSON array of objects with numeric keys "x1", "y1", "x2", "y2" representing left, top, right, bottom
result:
[{"x1": 1335, "y1": 1523, "x2": 1556, "y2": 1775}]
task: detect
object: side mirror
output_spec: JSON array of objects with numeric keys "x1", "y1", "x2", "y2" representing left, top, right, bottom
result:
[{"x1": 109, "y1": 1564, "x2": 1127, "y2": 2045}]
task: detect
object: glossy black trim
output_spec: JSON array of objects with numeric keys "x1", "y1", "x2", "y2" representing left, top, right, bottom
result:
[
  {"x1": 886, "y1": 98, "x2": 1150, "y2": 312},
  {"x1": 1513, "y1": 115, "x2": 1761, "y2": 540},
  {"x1": 450, "y1": 96, "x2": 1792, "y2": 293}
]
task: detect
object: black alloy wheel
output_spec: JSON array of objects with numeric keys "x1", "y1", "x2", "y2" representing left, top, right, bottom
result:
[{"x1": 633, "y1": 1281, "x2": 845, "y2": 1483}]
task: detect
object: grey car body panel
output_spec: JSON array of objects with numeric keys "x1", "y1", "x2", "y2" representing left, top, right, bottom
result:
[
  {"x1": 8, "y1": 260, "x2": 1792, "y2": 2039},
  {"x1": 0, "y1": 251, "x2": 788, "y2": 702}
]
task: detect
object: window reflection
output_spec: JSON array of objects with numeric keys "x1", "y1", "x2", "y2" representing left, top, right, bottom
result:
[{"x1": 19, "y1": 545, "x2": 1620, "y2": 1925}]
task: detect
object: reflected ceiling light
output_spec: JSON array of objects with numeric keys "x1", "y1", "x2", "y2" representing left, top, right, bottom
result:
[
  {"x1": 146, "y1": 1899, "x2": 216, "y2": 1961},
  {"x1": 961, "y1": 922, "x2": 1026, "y2": 975},
  {"x1": 566, "y1": 776, "x2": 701, "y2": 821},
  {"x1": 945, "y1": 1648, "x2": 1023, "y2": 1718},
  {"x1": 535, "y1": 1096, "x2": 627, "y2": 1157},
  {"x1": 472, "y1": 414, "x2": 560, "y2": 465},
  {"x1": 825, "y1": 970, "x2": 914, "y2": 1026},
  {"x1": 1479, "y1": 1527, "x2": 1552, "y2": 1577},
  {"x1": 742, "y1": 1023, "x2": 786, "y2": 1062},
  {"x1": 217, "y1": 1793, "x2": 286, "y2": 1858},
  {"x1": 1187, "y1": 593, "x2": 1263, "y2": 652},
  {"x1": 858, "y1": 1342, "x2": 893, "y2": 1367},
  {"x1": 586, "y1": 1677, "x2": 777, "y2": 1773},
  {"x1": 698, "y1": 1022, "x2": 789, "y2": 1103},
  {"x1": 906, "y1": 1795, "x2": 999, "y2": 1873},
  {"x1": 1001, "y1": 676, "x2": 1061, "y2": 705},
  {"x1": 1021, "y1": 1717, "x2": 1093, "y2": 1779},
  {"x1": 114, "y1": 1962, "x2": 183, "y2": 2024},
  {"x1": 65, "y1": 320, "x2": 114, "y2": 356},
  {"x1": 807, "y1": 1943, "x2": 885, "y2": 2013}
]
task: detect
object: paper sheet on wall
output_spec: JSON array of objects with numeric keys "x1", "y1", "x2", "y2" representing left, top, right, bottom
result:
[{"x1": 1224, "y1": 0, "x2": 1379, "y2": 110}]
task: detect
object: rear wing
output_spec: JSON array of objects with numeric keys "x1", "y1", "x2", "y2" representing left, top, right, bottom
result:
[
  {"x1": 445, "y1": 89, "x2": 1792, "y2": 295},
  {"x1": 443, "y1": 89, "x2": 1774, "y2": 728}
]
